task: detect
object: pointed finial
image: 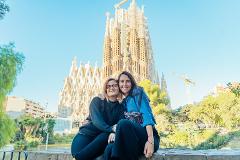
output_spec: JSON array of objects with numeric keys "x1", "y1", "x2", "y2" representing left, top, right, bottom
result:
[
  {"x1": 72, "y1": 56, "x2": 77, "y2": 66},
  {"x1": 95, "y1": 61, "x2": 98, "y2": 67},
  {"x1": 141, "y1": 5, "x2": 144, "y2": 13},
  {"x1": 73, "y1": 56, "x2": 77, "y2": 62},
  {"x1": 106, "y1": 12, "x2": 110, "y2": 19},
  {"x1": 105, "y1": 12, "x2": 110, "y2": 37}
]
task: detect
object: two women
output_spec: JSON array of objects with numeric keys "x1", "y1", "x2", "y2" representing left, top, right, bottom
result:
[
  {"x1": 104, "y1": 71, "x2": 159, "y2": 160},
  {"x1": 71, "y1": 71, "x2": 159, "y2": 160},
  {"x1": 71, "y1": 78, "x2": 124, "y2": 160}
]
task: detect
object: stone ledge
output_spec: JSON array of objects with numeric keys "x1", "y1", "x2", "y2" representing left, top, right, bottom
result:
[{"x1": 27, "y1": 149, "x2": 240, "y2": 160}]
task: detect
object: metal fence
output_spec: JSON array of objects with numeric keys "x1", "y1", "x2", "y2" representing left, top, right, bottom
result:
[{"x1": 0, "y1": 151, "x2": 28, "y2": 160}]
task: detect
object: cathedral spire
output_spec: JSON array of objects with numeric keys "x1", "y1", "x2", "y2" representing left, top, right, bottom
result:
[
  {"x1": 114, "y1": 7, "x2": 119, "y2": 28},
  {"x1": 138, "y1": 9, "x2": 145, "y2": 38},
  {"x1": 141, "y1": 5, "x2": 144, "y2": 13},
  {"x1": 129, "y1": 0, "x2": 137, "y2": 28},
  {"x1": 105, "y1": 12, "x2": 110, "y2": 37},
  {"x1": 103, "y1": 0, "x2": 158, "y2": 83},
  {"x1": 161, "y1": 73, "x2": 167, "y2": 92},
  {"x1": 132, "y1": 0, "x2": 136, "y2": 6},
  {"x1": 161, "y1": 73, "x2": 171, "y2": 108},
  {"x1": 69, "y1": 57, "x2": 78, "y2": 77}
]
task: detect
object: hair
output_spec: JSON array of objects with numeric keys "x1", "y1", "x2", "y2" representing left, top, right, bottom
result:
[
  {"x1": 117, "y1": 71, "x2": 137, "y2": 94},
  {"x1": 102, "y1": 78, "x2": 119, "y2": 100}
]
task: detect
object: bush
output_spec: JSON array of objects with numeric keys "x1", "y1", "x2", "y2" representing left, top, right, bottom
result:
[
  {"x1": 14, "y1": 140, "x2": 28, "y2": 151},
  {"x1": 53, "y1": 133, "x2": 75, "y2": 144},
  {"x1": 28, "y1": 141, "x2": 40, "y2": 148},
  {"x1": 194, "y1": 131, "x2": 240, "y2": 150}
]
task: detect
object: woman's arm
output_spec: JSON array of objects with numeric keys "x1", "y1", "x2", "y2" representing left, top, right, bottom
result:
[
  {"x1": 146, "y1": 125, "x2": 154, "y2": 142},
  {"x1": 89, "y1": 97, "x2": 114, "y2": 132},
  {"x1": 139, "y1": 90, "x2": 155, "y2": 127},
  {"x1": 144, "y1": 125, "x2": 154, "y2": 158}
]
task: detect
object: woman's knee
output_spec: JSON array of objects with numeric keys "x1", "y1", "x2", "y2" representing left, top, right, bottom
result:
[
  {"x1": 71, "y1": 133, "x2": 91, "y2": 157},
  {"x1": 117, "y1": 119, "x2": 133, "y2": 129},
  {"x1": 117, "y1": 119, "x2": 132, "y2": 127},
  {"x1": 98, "y1": 132, "x2": 110, "y2": 138},
  {"x1": 71, "y1": 134, "x2": 79, "y2": 156}
]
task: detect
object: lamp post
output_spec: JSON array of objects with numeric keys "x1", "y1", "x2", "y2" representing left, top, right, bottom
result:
[
  {"x1": 45, "y1": 125, "x2": 49, "y2": 151},
  {"x1": 44, "y1": 102, "x2": 49, "y2": 151}
]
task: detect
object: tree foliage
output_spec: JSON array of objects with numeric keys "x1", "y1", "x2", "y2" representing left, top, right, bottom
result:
[
  {"x1": 139, "y1": 80, "x2": 173, "y2": 136},
  {"x1": 0, "y1": 0, "x2": 9, "y2": 20},
  {"x1": 139, "y1": 79, "x2": 170, "y2": 107},
  {"x1": 163, "y1": 90, "x2": 240, "y2": 149},
  {"x1": 42, "y1": 119, "x2": 56, "y2": 144},
  {"x1": 227, "y1": 82, "x2": 240, "y2": 97},
  {"x1": 14, "y1": 115, "x2": 56, "y2": 150},
  {"x1": 139, "y1": 80, "x2": 240, "y2": 149},
  {"x1": 0, "y1": 43, "x2": 25, "y2": 148},
  {"x1": 0, "y1": 111, "x2": 16, "y2": 147},
  {"x1": 0, "y1": 43, "x2": 25, "y2": 106}
]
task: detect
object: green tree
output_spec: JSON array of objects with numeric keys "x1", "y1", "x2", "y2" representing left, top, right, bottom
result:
[
  {"x1": 0, "y1": 111, "x2": 16, "y2": 147},
  {"x1": 14, "y1": 115, "x2": 56, "y2": 149},
  {"x1": 166, "y1": 89, "x2": 240, "y2": 149},
  {"x1": 41, "y1": 119, "x2": 56, "y2": 144},
  {"x1": 138, "y1": 80, "x2": 174, "y2": 140},
  {"x1": 139, "y1": 79, "x2": 170, "y2": 107},
  {"x1": 0, "y1": 0, "x2": 9, "y2": 20},
  {"x1": 0, "y1": 43, "x2": 25, "y2": 148},
  {"x1": 0, "y1": 43, "x2": 25, "y2": 106},
  {"x1": 227, "y1": 82, "x2": 240, "y2": 97},
  {"x1": 138, "y1": 80, "x2": 240, "y2": 149}
]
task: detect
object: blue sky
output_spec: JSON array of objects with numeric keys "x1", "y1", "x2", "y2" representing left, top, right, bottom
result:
[{"x1": 1, "y1": 0, "x2": 240, "y2": 111}]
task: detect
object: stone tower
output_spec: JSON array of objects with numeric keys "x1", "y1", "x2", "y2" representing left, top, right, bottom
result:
[{"x1": 103, "y1": 0, "x2": 158, "y2": 83}]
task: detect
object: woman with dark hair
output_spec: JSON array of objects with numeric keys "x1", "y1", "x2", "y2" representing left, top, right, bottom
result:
[
  {"x1": 104, "y1": 71, "x2": 159, "y2": 160},
  {"x1": 71, "y1": 78, "x2": 124, "y2": 160}
]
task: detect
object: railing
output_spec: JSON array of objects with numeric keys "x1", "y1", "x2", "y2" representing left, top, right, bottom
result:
[
  {"x1": 2, "y1": 149, "x2": 240, "y2": 160},
  {"x1": 0, "y1": 151, "x2": 28, "y2": 160}
]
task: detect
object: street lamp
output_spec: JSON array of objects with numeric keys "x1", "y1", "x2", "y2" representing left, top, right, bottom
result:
[{"x1": 43, "y1": 102, "x2": 49, "y2": 151}]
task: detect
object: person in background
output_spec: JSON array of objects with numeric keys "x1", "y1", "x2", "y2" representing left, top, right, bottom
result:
[{"x1": 71, "y1": 78, "x2": 124, "y2": 160}]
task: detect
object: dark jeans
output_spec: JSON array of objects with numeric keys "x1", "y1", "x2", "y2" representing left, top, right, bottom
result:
[
  {"x1": 71, "y1": 132, "x2": 109, "y2": 160},
  {"x1": 104, "y1": 119, "x2": 159, "y2": 160}
]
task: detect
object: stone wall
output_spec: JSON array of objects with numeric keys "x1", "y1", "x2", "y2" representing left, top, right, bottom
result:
[{"x1": 26, "y1": 149, "x2": 240, "y2": 160}]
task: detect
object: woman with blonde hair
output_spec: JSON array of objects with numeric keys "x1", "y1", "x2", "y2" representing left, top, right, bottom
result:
[{"x1": 71, "y1": 78, "x2": 124, "y2": 160}]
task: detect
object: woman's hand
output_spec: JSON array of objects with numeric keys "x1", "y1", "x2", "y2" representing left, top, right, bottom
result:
[
  {"x1": 108, "y1": 133, "x2": 115, "y2": 143},
  {"x1": 144, "y1": 138, "x2": 154, "y2": 158},
  {"x1": 112, "y1": 124, "x2": 117, "y2": 133},
  {"x1": 144, "y1": 125, "x2": 154, "y2": 158}
]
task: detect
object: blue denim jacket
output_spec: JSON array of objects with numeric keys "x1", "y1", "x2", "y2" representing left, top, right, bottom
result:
[{"x1": 124, "y1": 86, "x2": 156, "y2": 127}]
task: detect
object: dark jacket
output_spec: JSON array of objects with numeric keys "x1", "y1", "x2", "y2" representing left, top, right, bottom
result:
[{"x1": 79, "y1": 97, "x2": 124, "y2": 137}]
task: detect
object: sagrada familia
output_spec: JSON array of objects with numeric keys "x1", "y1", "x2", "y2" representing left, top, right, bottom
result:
[{"x1": 58, "y1": 0, "x2": 165, "y2": 128}]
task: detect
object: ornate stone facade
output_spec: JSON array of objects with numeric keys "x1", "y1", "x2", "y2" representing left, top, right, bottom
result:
[
  {"x1": 103, "y1": 0, "x2": 159, "y2": 83},
  {"x1": 58, "y1": 57, "x2": 102, "y2": 127}
]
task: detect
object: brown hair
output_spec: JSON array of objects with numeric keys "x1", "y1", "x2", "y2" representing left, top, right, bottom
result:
[
  {"x1": 118, "y1": 71, "x2": 137, "y2": 94},
  {"x1": 102, "y1": 78, "x2": 119, "y2": 100}
]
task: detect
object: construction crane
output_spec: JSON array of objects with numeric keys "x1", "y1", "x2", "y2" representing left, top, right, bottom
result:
[
  {"x1": 180, "y1": 75, "x2": 195, "y2": 86},
  {"x1": 114, "y1": 0, "x2": 128, "y2": 9},
  {"x1": 173, "y1": 73, "x2": 196, "y2": 104}
]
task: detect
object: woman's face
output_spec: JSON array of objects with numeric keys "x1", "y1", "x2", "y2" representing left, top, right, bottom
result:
[
  {"x1": 119, "y1": 74, "x2": 132, "y2": 96},
  {"x1": 106, "y1": 80, "x2": 119, "y2": 97}
]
